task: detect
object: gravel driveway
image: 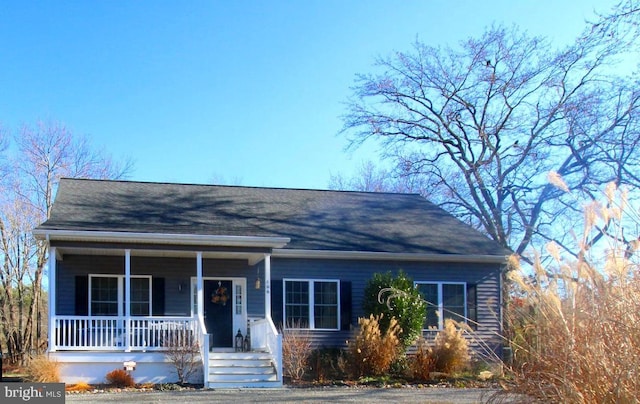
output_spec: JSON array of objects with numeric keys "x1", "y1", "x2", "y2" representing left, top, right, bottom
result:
[{"x1": 66, "y1": 386, "x2": 512, "y2": 403}]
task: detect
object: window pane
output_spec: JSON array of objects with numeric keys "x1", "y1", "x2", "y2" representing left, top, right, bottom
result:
[
  {"x1": 131, "y1": 303, "x2": 148, "y2": 316},
  {"x1": 443, "y1": 305, "x2": 466, "y2": 323},
  {"x1": 235, "y1": 284, "x2": 242, "y2": 315},
  {"x1": 285, "y1": 281, "x2": 309, "y2": 328},
  {"x1": 314, "y1": 305, "x2": 337, "y2": 329},
  {"x1": 91, "y1": 277, "x2": 118, "y2": 316},
  {"x1": 131, "y1": 278, "x2": 147, "y2": 301},
  {"x1": 192, "y1": 283, "x2": 197, "y2": 316},
  {"x1": 442, "y1": 284, "x2": 465, "y2": 323},
  {"x1": 443, "y1": 284, "x2": 464, "y2": 306},
  {"x1": 286, "y1": 281, "x2": 309, "y2": 304},
  {"x1": 130, "y1": 278, "x2": 150, "y2": 316},
  {"x1": 314, "y1": 282, "x2": 337, "y2": 305},
  {"x1": 416, "y1": 283, "x2": 439, "y2": 329},
  {"x1": 314, "y1": 282, "x2": 338, "y2": 329}
]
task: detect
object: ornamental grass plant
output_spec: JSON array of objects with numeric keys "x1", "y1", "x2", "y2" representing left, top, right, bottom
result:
[
  {"x1": 500, "y1": 182, "x2": 640, "y2": 403},
  {"x1": 24, "y1": 355, "x2": 60, "y2": 383},
  {"x1": 410, "y1": 337, "x2": 435, "y2": 381},
  {"x1": 432, "y1": 319, "x2": 471, "y2": 374},
  {"x1": 346, "y1": 314, "x2": 401, "y2": 378}
]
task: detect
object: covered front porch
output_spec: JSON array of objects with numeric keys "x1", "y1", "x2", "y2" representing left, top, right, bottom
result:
[{"x1": 43, "y1": 233, "x2": 288, "y2": 387}]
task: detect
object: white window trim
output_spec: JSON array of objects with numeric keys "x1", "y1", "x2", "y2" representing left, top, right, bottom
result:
[
  {"x1": 88, "y1": 274, "x2": 152, "y2": 317},
  {"x1": 414, "y1": 281, "x2": 467, "y2": 330},
  {"x1": 283, "y1": 278, "x2": 340, "y2": 331}
]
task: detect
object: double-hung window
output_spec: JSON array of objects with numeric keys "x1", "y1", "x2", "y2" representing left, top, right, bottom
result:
[
  {"x1": 90, "y1": 276, "x2": 119, "y2": 316},
  {"x1": 130, "y1": 277, "x2": 151, "y2": 316},
  {"x1": 89, "y1": 275, "x2": 151, "y2": 316},
  {"x1": 284, "y1": 279, "x2": 339, "y2": 330},
  {"x1": 415, "y1": 282, "x2": 467, "y2": 330}
]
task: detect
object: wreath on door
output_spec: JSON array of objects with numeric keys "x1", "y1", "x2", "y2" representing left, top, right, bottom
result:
[{"x1": 211, "y1": 281, "x2": 229, "y2": 305}]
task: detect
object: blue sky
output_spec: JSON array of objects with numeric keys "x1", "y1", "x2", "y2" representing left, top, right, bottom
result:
[{"x1": 0, "y1": 0, "x2": 610, "y2": 189}]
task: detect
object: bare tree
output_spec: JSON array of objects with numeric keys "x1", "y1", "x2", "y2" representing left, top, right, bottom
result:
[
  {"x1": 0, "y1": 120, "x2": 131, "y2": 363},
  {"x1": 328, "y1": 160, "x2": 430, "y2": 194},
  {"x1": 341, "y1": 23, "x2": 640, "y2": 259},
  {"x1": 591, "y1": 0, "x2": 640, "y2": 48},
  {"x1": 164, "y1": 332, "x2": 200, "y2": 385}
]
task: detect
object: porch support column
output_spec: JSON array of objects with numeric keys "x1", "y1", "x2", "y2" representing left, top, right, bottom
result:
[
  {"x1": 265, "y1": 253, "x2": 272, "y2": 320},
  {"x1": 124, "y1": 249, "x2": 131, "y2": 352},
  {"x1": 48, "y1": 247, "x2": 57, "y2": 352},
  {"x1": 196, "y1": 252, "x2": 204, "y2": 321}
]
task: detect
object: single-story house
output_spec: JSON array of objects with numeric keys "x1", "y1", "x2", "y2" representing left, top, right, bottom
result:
[{"x1": 34, "y1": 178, "x2": 508, "y2": 387}]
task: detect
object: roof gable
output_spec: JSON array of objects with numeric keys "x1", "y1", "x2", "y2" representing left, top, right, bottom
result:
[{"x1": 36, "y1": 178, "x2": 509, "y2": 256}]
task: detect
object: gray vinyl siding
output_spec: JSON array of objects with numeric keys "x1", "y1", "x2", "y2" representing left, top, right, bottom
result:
[
  {"x1": 55, "y1": 253, "x2": 503, "y2": 356},
  {"x1": 56, "y1": 255, "x2": 126, "y2": 315},
  {"x1": 270, "y1": 257, "x2": 503, "y2": 354}
]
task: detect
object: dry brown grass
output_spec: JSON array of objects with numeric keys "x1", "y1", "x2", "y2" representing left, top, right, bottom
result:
[
  {"x1": 66, "y1": 382, "x2": 94, "y2": 392},
  {"x1": 503, "y1": 182, "x2": 640, "y2": 403},
  {"x1": 105, "y1": 368, "x2": 135, "y2": 387},
  {"x1": 23, "y1": 355, "x2": 60, "y2": 383},
  {"x1": 346, "y1": 314, "x2": 401, "y2": 377},
  {"x1": 410, "y1": 337, "x2": 435, "y2": 381},
  {"x1": 282, "y1": 327, "x2": 313, "y2": 381},
  {"x1": 432, "y1": 319, "x2": 471, "y2": 374}
]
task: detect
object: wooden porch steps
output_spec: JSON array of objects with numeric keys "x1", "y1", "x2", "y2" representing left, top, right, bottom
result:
[{"x1": 206, "y1": 351, "x2": 281, "y2": 388}]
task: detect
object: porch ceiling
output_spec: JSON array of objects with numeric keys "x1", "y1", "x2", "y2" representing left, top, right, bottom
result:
[{"x1": 54, "y1": 245, "x2": 266, "y2": 265}]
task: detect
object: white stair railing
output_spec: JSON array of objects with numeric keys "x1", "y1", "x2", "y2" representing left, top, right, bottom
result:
[
  {"x1": 250, "y1": 318, "x2": 282, "y2": 380},
  {"x1": 194, "y1": 315, "x2": 210, "y2": 383}
]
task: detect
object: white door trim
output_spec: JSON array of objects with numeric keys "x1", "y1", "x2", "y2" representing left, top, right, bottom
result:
[{"x1": 190, "y1": 276, "x2": 248, "y2": 341}]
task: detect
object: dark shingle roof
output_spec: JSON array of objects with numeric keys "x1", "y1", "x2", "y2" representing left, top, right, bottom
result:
[{"x1": 36, "y1": 178, "x2": 509, "y2": 256}]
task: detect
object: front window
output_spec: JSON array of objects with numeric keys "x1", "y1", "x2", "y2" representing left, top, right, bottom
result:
[
  {"x1": 129, "y1": 277, "x2": 151, "y2": 316},
  {"x1": 285, "y1": 281, "x2": 310, "y2": 328},
  {"x1": 89, "y1": 275, "x2": 151, "y2": 316},
  {"x1": 415, "y1": 282, "x2": 466, "y2": 330},
  {"x1": 285, "y1": 279, "x2": 339, "y2": 330},
  {"x1": 442, "y1": 283, "x2": 465, "y2": 324},
  {"x1": 90, "y1": 276, "x2": 119, "y2": 316}
]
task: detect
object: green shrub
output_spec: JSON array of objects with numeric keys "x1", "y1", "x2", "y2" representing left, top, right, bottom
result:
[
  {"x1": 388, "y1": 355, "x2": 411, "y2": 379},
  {"x1": 308, "y1": 347, "x2": 346, "y2": 382},
  {"x1": 362, "y1": 270, "x2": 426, "y2": 350}
]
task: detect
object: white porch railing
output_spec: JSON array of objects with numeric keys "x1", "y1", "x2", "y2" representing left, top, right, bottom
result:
[
  {"x1": 250, "y1": 317, "x2": 282, "y2": 378},
  {"x1": 53, "y1": 315, "x2": 282, "y2": 383},
  {"x1": 52, "y1": 316, "x2": 197, "y2": 351}
]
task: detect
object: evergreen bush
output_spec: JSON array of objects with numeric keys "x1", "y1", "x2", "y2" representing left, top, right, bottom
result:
[{"x1": 362, "y1": 270, "x2": 426, "y2": 350}]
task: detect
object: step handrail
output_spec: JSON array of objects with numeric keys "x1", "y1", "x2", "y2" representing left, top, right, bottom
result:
[
  {"x1": 250, "y1": 317, "x2": 282, "y2": 381},
  {"x1": 195, "y1": 315, "x2": 209, "y2": 383}
]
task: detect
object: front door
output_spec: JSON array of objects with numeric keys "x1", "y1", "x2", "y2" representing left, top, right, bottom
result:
[{"x1": 204, "y1": 280, "x2": 233, "y2": 347}]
